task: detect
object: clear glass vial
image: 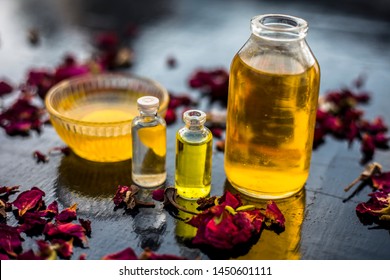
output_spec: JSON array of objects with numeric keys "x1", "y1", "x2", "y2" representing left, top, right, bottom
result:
[
  {"x1": 131, "y1": 96, "x2": 166, "y2": 188},
  {"x1": 175, "y1": 110, "x2": 213, "y2": 200},
  {"x1": 225, "y1": 14, "x2": 320, "y2": 199}
]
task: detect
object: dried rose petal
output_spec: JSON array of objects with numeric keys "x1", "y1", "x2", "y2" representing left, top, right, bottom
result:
[
  {"x1": 0, "y1": 199, "x2": 6, "y2": 221},
  {"x1": 55, "y1": 204, "x2": 77, "y2": 223},
  {"x1": 360, "y1": 117, "x2": 388, "y2": 134},
  {"x1": 371, "y1": 172, "x2": 390, "y2": 192},
  {"x1": 33, "y1": 150, "x2": 49, "y2": 163},
  {"x1": 188, "y1": 68, "x2": 229, "y2": 103},
  {"x1": 0, "y1": 80, "x2": 14, "y2": 97},
  {"x1": 166, "y1": 56, "x2": 177, "y2": 68},
  {"x1": 264, "y1": 200, "x2": 285, "y2": 230},
  {"x1": 218, "y1": 191, "x2": 242, "y2": 209},
  {"x1": 35, "y1": 240, "x2": 57, "y2": 260},
  {"x1": 49, "y1": 146, "x2": 71, "y2": 156},
  {"x1": 113, "y1": 185, "x2": 130, "y2": 206},
  {"x1": 152, "y1": 188, "x2": 165, "y2": 202},
  {"x1": 78, "y1": 218, "x2": 92, "y2": 237},
  {"x1": 164, "y1": 108, "x2": 177, "y2": 125},
  {"x1": 79, "y1": 253, "x2": 87, "y2": 260},
  {"x1": 54, "y1": 55, "x2": 93, "y2": 82},
  {"x1": 215, "y1": 139, "x2": 225, "y2": 152},
  {"x1": 17, "y1": 211, "x2": 48, "y2": 235},
  {"x1": 95, "y1": 32, "x2": 119, "y2": 51},
  {"x1": 12, "y1": 186, "x2": 45, "y2": 216},
  {"x1": 0, "y1": 186, "x2": 19, "y2": 198},
  {"x1": 190, "y1": 207, "x2": 247, "y2": 250},
  {"x1": 360, "y1": 133, "x2": 375, "y2": 162},
  {"x1": 102, "y1": 247, "x2": 138, "y2": 260},
  {"x1": 50, "y1": 239, "x2": 74, "y2": 259},
  {"x1": 210, "y1": 127, "x2": 223, "y2": 139},
  {"x1": 26, "y1": 69, "x2": 55, "y2": 99},
  {"x1": 0, "y1": 97, "x2": 44, "y2": 136},
  {"x1": 42, "y1": 200, "x2": 59, "y2": 217},
  {"x1": 44, "y1": 222, "x2": 88, "y2": 247},
  {"x1": 112, "y1": 185, "x2": 146, "y2": 210},
  {"x1": 356, "y1": 190, "x2": 390, "y2": 218},
  {"x1": 140, "y1": 248, "x2": 185, "y2": 260},
  {"x1": 0, "y1": 224, "x2": 23, "y2": 257},
  {"x1": 0, "y1": 252, "x2": 10, "y2": 260},
  {"x1": 17, "y1": 249, "x2": 44, "y2": 260}
]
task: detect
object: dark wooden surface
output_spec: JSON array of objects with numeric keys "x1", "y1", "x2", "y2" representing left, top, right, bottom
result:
[{"x1": 1, "y1": 0, "x2": 390, "y2": 260}]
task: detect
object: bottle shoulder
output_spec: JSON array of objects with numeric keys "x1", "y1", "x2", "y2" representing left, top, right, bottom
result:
[
  {"x1": 235, "y1": 35, "x2": 317, "y2": 75},
  {"x1": 177, "y1": 126, "x2": 212, "y2": 144},
  {"x1": 132, "y1": 115, "x2": 166, "y2": 128}
]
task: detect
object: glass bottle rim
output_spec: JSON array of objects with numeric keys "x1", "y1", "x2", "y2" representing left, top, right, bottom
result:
[
  {"x1": 250, "y1": 14, "x2": 308, "y2": 41},
  {"x1": 183, "y1": 109, "x2": 206, "y2": 126}
]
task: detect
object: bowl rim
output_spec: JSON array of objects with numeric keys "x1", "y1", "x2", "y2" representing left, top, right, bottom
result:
[{"x1": 44, "y1": 73, "x2": 169, "y2": 126}]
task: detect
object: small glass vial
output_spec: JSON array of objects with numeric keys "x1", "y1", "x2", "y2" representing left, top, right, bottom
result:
[
  {"x1": 175, "y1": 110, "x2": 213, "y2": 199},
  {"x1": 131, "y1": 96, "x2": 166, "y2": 188}
]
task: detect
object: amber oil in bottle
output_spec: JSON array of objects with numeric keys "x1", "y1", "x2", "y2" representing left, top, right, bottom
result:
[
  {"x1": 225, "y1": 14, "x2": 320, "y2": 199},
  {"x1": 132, "y1": 96, "x2": 166, "y2": 188},
  {"x1": 175, "y1": 110, "x2": 213, "y2": 199}
]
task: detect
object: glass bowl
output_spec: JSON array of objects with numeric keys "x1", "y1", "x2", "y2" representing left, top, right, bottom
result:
[{"x1": 45, "y1": 73, "x2": 169, "y2": 162}]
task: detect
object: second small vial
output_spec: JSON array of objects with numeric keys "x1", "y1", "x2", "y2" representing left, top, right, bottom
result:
[
  {"x1": 175, "y1": 110, "x2": 213, "y2": 199},
  {"x1": 132, "y1": 96, "x2": 166, "y2": 188}
]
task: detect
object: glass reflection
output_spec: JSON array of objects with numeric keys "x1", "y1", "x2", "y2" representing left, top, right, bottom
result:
[
  {"x1": 55, "y1": 152, "x2": 133, "y2": 218},
  {"x1": 224, "y1": 180, "x2": 306, "y2": 260}
]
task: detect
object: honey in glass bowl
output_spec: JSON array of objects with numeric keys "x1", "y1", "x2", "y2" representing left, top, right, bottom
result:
[{"x1": 45, "y1": 73, "x2": 169, "y2": 162}]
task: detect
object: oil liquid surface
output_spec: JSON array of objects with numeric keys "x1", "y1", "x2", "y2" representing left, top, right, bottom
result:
[
  {"x1": 175, "y1": 131, "x2": 212, "y2": 200},
  {"x1": 54, "y1": 98, "x2": 137, "y2": 162},
  {"x1": 225, "y1": 54, "x2": 320, "y2": 198},
  {"x1": 132, "y1": 119, "x2": 166, "y2": 188}
]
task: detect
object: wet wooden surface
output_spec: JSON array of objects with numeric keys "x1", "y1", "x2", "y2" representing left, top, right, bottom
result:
[{"x1": 1, "y1": 0, "x2": 390, "y2": 259}]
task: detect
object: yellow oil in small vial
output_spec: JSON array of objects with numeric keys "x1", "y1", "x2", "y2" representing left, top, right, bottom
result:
[{"x1": 175, "y1": 110, "x2": 213, "y2": 200}]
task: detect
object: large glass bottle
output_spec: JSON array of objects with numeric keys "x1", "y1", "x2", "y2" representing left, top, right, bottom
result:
[
  {"x1": 225, "y1": 14, "x2": 320, "y2": 199},
  {"x1": 131, "y1": 96, "x2": 166, "y2": 188},
  {"x1": 175, "y1": 110, "x2": 213, "y2": 200}
]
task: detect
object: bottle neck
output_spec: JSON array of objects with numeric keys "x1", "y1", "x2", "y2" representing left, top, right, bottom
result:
[
  {"x1": 251, "y1": 14, "x2": 308, "y2": 42},
  {"x1": 185, "y1": 122, "x2": 204, "y2": 131},
  {"x1": 139, "y1": 109, "x2": 157, "y2": 118}
]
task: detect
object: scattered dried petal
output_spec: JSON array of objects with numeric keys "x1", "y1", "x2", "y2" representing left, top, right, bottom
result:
[
  {"x1": 44, "y1": 222, "x2": 88, "y2": 247},
  {"x1": 152, "y1": 188, "x2": 165, "y2": 202},
  {"x1": 0, "y1": 224, "x2": 23, "y2": 257},
  {"x1": 102, "y1": 247, "x2": 138, "y2": 260},
  {"x1": 215, "y1": 139, "x2": 225, "y2": 152},
  {"x1": 140, "y1": 248, "x2": 185, "y2": 260},
  {"x1": 33, "y1": 150, "x2": 49, "y2": 163},
  {"x1": 164, "y1": 108, "x2": 177, "y2": 125},
  {"x1": 12, "y1": 186, "x2": 45, "y2": 216},
  {"x1": 0, "y1": 186, "x2": 19, "y2": 198},
  {"x1": 264, "y1": 201, "x2": 286, "y2": 231},
  {"x1": 78, "y1": 218, "x2": 92, "y2": 237},
  {"x1": 0, "y1": 80, "x2": 14, "y2": 97},
  {"x1": 371, "y1": 172, "x2": 390, "y2": 192},
  {"x1": 55, "y1": 203, "x2": 77, "y2": 223}
]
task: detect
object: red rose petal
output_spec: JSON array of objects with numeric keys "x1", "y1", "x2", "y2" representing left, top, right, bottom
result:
[
  {"x1": 0, "y1": 224, "x2": 23, "y2": 257},
  {"x1": 56, "y1": 204, "x2": 77, "y2": 223},
  {"x1": 0, "y1": 80, "x2": 14, "y2": 97},
  {"x1": 102, "y1": 247, "x2": 138, "y2": 260},
  {"x1": 44, "y1": 222, "x2": 88, "y2": 247},
  {"x1": 12, "y1": 186, "x2": 45, "y2": 216},
  {"x1": 152, "y1": 188, "x2": 165, "y2": 202},
  {"x1": 264, "y1": 200, "x2": 285, "y2": 230},
  {"x1": 371, "y1": 172, "x2": 390, "y2": 191}
]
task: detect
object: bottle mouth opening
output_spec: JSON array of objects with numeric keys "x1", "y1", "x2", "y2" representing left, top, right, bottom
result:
[
  {"x1": 183, "y1": 110, "x2": 206, "y2": 126},
  {"x1": 251, "y1": 14, "x2": 308, "y2": 40}
]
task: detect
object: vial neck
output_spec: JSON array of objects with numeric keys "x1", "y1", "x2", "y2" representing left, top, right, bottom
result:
[
  {"x1": 185, "y1": 123, "x2": 203, "y2": 130},
  {"x1": 139, "y1": 110, "x2": 157, "y2": 118}
]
